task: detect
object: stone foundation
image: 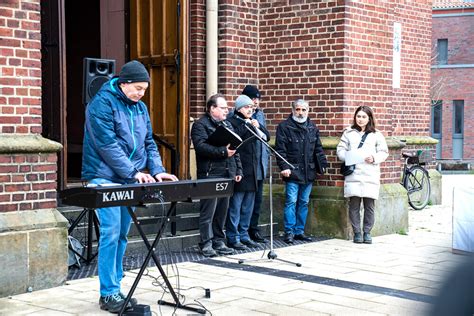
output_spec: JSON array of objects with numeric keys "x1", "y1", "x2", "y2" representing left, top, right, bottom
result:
[
  {"x1": 0, "y1": 209, "x2": 68, "y2": 297},
  {"x1": 260, "y1": 171, "x2": 441, "y2": 239}
]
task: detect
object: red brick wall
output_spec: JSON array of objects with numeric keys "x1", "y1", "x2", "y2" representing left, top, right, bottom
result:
[
  {"x1": 433, "y1": 15, "x2": 474, "y2": 65},
  {"x1": 259, "y1": 1, "x2": 345, "y2": 136},
  {"x1": 189, "y1": 0, "x2": 207, "y2": 119},
  {"x1": 0, "y1": 0, "x2": 59, "y2": 212},
  {"x1": 218, "y1": 1, "x2": 259, "y2": 101},
  {"x1": 189, "y1": 1, "x2": 432, "y2": 134},
  {"x1": 0, "y1": 153, "x2": 57, "y2": 212},
  {"x1": 0, "y1": 0, "x2": 42, "y2": 134},
  {"x1": 391, "y1": 2, "x2": 432, "y2": 137},
  {"x1": 433, "y1": 69, "x2": 474, "y2": 160},
  {"x1": 431, "y1": 12, "x2": 474, "y2": 160},
  {"x1": 188, "y1": 1, "x2": 433, "y2": 184},
  {"x1": 344, "y1": 2, "x2": 393, "y2": 134},
  {"x1": 189, "y1": 0, "x2": 260, "y2": 118}
]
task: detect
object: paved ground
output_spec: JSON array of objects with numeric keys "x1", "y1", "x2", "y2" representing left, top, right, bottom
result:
[{"x1": 0, "y1": 174, "x2": 472, "y2": 315}]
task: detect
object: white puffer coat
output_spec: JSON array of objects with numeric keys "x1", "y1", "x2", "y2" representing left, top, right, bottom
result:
[{"x1": 336, "y1": 127, "x2": 389, "y2": 199}]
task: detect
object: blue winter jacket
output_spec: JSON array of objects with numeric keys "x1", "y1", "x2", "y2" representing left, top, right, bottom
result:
[
  {"x1": 81, "y1": 78, "x2": 165, "y2": 183},
  {"x1": 252, "y1": 108, "x2": 270, "y2": 178}
]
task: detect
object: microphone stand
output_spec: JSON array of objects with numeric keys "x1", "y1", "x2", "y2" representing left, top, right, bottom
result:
[{"x1": 237, "y1": 122, "x2": 302, "y2": 267}]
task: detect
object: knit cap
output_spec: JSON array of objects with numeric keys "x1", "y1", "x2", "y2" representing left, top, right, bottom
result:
[
  {"x1": 234, "y1": 95, "x2": 253, "y2": 111},
  {"x1": 117, "y1": 60, "x2": 150, "y2": 83},
  {"x1": 242, "y1": 85, "x2": 261, "y2": 99}
]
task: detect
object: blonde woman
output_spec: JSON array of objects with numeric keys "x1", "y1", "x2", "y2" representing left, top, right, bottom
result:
[{"x1": 337, "y1": 106, "x2": 388, "y2": 244}]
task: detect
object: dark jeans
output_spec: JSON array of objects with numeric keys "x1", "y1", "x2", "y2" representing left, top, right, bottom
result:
[
  {"x1": 249, "y1": 180, "x2": 264, "y2": 235},
  {"x1": 283, "y1": 181, "x2": 312, "y2": 235},
  {"x1": 198, "y1": 196, "x2": 230, "y2": 249},
  {"x1": 348, "y1": 196, "x2": 375, "y2": 234},
  {"x1": 226, "y1": 191, "x2": 256, "y2": 244}
]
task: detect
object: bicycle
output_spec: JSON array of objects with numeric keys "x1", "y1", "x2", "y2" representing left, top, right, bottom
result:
[{"x1": 401, "y1": 150, "x2": 431, "y2": 210}]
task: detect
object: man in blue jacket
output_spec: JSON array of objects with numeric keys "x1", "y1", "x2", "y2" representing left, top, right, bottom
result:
[{"x1": 82, "y1": 60, "x2": 177, "y2": 313}]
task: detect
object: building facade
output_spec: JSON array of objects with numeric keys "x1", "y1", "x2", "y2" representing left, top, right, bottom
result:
[
  {"x1": 431, "y1": 0, "x2": 474, "y2": 162},
  {"x1": 0, "y1": 0, "x2": 435, "y2": 297}
]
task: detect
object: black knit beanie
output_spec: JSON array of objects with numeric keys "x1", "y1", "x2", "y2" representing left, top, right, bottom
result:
[
  {"x1": 242, "y1": 85, "x2": 261, "y2": 99},
  {"x1": 117, "y1": 60, "x2": 150, "y2": 83}
]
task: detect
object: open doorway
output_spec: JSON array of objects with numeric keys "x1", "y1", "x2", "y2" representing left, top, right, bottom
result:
[
  {"x1": 41, "y1": 0, "x2": 127, "y2": 190},
  {"x1": 65, "y1": 0, "x2": 102, "y2": 181},
  {"x1": 41, "y1": 0, "x2": 189, "y2": 191}
]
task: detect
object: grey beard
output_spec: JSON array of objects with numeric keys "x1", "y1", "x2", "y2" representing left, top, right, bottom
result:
[{"x1": 292, "y1": 115, "x2": 307, "y2": 123}]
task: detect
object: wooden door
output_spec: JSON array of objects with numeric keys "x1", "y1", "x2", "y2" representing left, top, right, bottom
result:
[{"x1": 129, "y1": 0, "x2": 189, "y2": 178}]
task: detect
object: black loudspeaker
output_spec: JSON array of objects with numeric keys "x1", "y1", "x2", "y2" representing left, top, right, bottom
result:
[{"x1": 82, "y1": 57, "x2": 116, "y2": 105}]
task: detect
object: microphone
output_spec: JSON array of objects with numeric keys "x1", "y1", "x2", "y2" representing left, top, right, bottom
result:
[
  {"x1": 236, "y1": 115, "x2": 256, "y2": 129},
  {"x1": 234, "y1": 114, "x2": 252, "y2": 125}
]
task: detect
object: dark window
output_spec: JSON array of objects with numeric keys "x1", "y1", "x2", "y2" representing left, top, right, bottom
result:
[
  {"x1": 453, "y1": 100, "x2": 464, "y2": 135},
  {"x1": 437, "y1": 39, "x2": 448, "y2": 65},
  {"x1": 432, "y1": 101, "x2": 442, "y2": 135}
]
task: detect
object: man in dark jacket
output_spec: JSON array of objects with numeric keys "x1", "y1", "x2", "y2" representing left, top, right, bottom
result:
[
  {"x1": 275, "y1": 99, "x2": 327, "y2": 244},
  {"x1": 242, "y1": 85, "x2": 269, "y2": 243},
  {"x1": 191, "y1": 93, "x2": 243, "y2": 257},
  {"x1": 227, "y1": 94, "x2": 270, "y2": 250},
  {"x1": 82, "y1": 60, "x2": 178, "y2": 313}
]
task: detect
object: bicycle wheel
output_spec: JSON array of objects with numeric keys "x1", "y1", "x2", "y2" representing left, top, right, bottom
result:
[{"x1": 404, "y1": 165, "x2": 431, "y2": 210}]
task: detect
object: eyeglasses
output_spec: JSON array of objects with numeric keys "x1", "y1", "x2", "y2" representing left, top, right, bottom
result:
[{"x1": 216, "y1": 106, "x2": 229, "y2": 110}]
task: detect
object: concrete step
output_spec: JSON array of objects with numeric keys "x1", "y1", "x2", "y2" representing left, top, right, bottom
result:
[
  {"x1": 60, "y1": 202, "x2": 278, "y2": 254},
  {"x1": 69, "y1": 224, "x2": 277, "y2": 256},
  {"x1": 61, "y1": 203, "x2": 202, "y2": 241}
]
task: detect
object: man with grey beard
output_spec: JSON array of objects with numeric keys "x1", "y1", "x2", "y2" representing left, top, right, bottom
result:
[{"x1": 275, "y1": 99, "x2": 327, "y2": 244}]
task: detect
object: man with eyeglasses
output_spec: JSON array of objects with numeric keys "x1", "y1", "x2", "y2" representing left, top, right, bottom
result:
[
  {"x1": 191, "y1": 93, "x2": 243, "y2": 257},
  {"x1": 275, "y1": 99, "x2": 327, "y2": 244}
]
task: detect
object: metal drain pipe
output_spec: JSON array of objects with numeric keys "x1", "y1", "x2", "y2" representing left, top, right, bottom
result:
[{"x1": 206, "y1": 0, "x2": 218, "y2": 98}]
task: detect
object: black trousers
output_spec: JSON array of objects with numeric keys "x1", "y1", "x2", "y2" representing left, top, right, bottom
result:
[
  {"x1": 198, "y1": 196, "x2": 230, "y2": 249},
  {"x1": 249, "y1": 180, "x2": 264, "y2": 235},
  {"x1": 348, "y1": 196, "x2": 375, "y2": 234}
]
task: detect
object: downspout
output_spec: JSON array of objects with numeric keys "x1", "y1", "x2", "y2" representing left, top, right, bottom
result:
[{"x1": 206, "y1": 0, "x2": 218, "y2": 98}]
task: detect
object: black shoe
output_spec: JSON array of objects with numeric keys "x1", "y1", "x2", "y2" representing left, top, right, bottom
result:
[
  {"x1": 251, "y1": 231, "x2": 267, "y2": 243},
  {"x1": 294, "y1": 234, "x2": 312, "y2": 242},
  {"x1": 363, "y1": 232, "x2": 372, "y2": 244},
  {"x1": 228, "y1": 242, "x2": 250, "y2": 251},
  {"x1": 213, "y1": 241, "x2": 235, "y2": 255},
  {"x1": 200, "y1": 244, "x2": 217, "y2": 257},
  {"x1": 99, "y1": 293, "x2": 130, "y2": 313},
  {"x1": 241, "y1": 239, "x2": 259, "y2": 248},
  {"x1": 119, "y1": 292, "x2": 137, "y2": 308},
  {"x1": 283, "y1": 233, "x2": 294, "y2": 244},
  {"x1": 353, "y1": 232, "x2": 363, "y2": 244}
]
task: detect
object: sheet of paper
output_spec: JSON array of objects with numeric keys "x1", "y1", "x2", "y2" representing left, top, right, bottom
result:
[{"x1": 345, "y1": 148, "x2": 368, "y2": 165}]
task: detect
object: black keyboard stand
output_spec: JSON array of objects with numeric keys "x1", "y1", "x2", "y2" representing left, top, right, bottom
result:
[
  {"x1": 68, "y1": 208, "x2": 100, "y2": 264},
  {"x1": 119, "y1": 202, "x2": 206, "y2": 315}
]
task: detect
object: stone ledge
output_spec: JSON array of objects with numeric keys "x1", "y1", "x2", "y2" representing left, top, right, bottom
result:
[
  {"x1": 0, "y1": 134, "x2": 62, "y2": 153},
  {"x1": 322, "y1": 136, "x2": 409, "y2": 150},
  {"x1": 397, "y1": 135, "x2": 438, "y2": 145},
  {"x1": 260, "y1": 182, "x2": 408, "y2": 238},
  {"x1": 242, "y1": 135, "x2": 436, "y2": 149},
  {"x1": 0, "y1": 209, "x2": 68, "y2": 233}
]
